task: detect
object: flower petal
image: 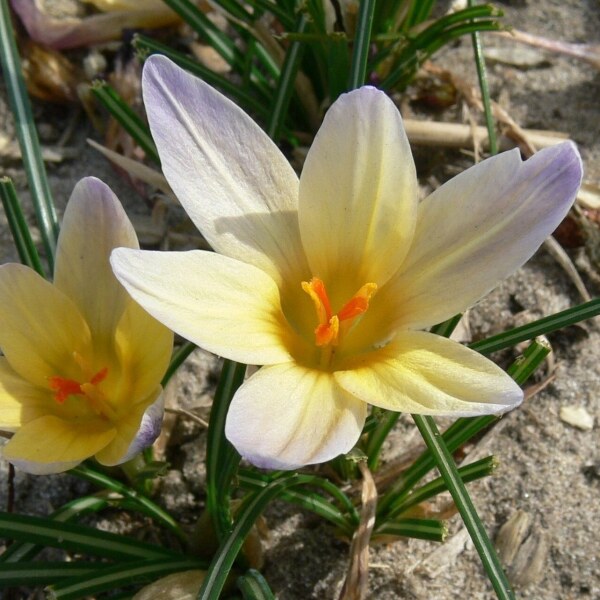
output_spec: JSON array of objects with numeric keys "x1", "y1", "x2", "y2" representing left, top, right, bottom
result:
[
  {"x1": 336, "y1": 331, "x2": 522, "y2": 416},
  {"x1": 0, "y1": 358, "x2": 49, "y2": 430},
  {"x1": 298, "y1": 87, "x2": 417, "y2": 290},
  {"x1": 111, "y1": 248, "x2": 293, "y2": 365},
  {"x1": 114, "y1": 293, "x2": 173, "y2": 404},
  {"x1": 95, "y1": 390, "x2": 164, "y2": 465},
  {"x1": 0, "y1": 264, "x2": 92, "y2": 387},
  {"x1": 2, "y1": 415, "x2": 115, "y2": 474},
  {"x1": 54, "y1": 177, "x2": 139, "y2": 357},
  {"x1": 142, "y1": 55, "x2": 309, "y2": 288},
  {"x1": 225, "y1": 363, "x2": 367, "y2": 469},
  {"x1": 381, "y1": 142, "x2": 582, "y2": 330}
]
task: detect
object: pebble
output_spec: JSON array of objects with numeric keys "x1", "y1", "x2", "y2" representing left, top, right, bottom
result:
[{"x1": 559, "y1": 406, "x2": 595, "y2": 431}]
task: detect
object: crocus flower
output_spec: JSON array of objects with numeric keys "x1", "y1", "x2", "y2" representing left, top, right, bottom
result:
[
  {"x1": 111, "y1": 56, "x2": 582, "y2": 470},
  {"x1": 0, "y1": 178, "x2": 173, "y2": 474}
]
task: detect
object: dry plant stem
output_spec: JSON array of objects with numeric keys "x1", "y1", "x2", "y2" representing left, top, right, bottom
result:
[
  {"x1": 543, "y1": 236, "x2": 592, "y2": 302},
  {"x1": 495, "y1": 29, "x2": 600, "y2": 70},
  {"x1": 402, "y1": 119, "x2": 567, "y2": 152},
  {"x1": 339, "y1": 462, "x2": 377, "y2": 600},
  {"x1": 164, "y1": 407, "x2": 209, "y2": 428}
]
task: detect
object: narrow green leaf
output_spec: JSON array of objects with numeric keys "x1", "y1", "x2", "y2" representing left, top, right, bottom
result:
[
  {"x1": 237, "y1": 569, "x2": 276, "y2": 600},
  {"x1": 470, "y1": 298, "x2": 600, "y2": 354},
  {"x1": 197, "y1": 473, "x2": 310, "y2": 600},
  {"x1": 206, "y1": 360, "x2": 246, "y2": 540},
  {"x1": 162, "y1": 341, "x2": 197, "y2": 386},
  {"x1": 91, "y1": 82, "x2": 160, "y2": 164},
  {"x1": 468, "y1": 0, "x2": 497, "y2": 155},
  {"x1": 69, "y1": 463, "x2": 185, "y2": 540},
  {"x1": 0, "y1": 177, "x2": 46, "y2": 277},
  {"x1": 365, "y1": 411, "x2": 400, "y2": 471},
  {"x1": 0, "y1": 562, "x2": 97, "y2": 587},
  {"x1": 376, "y1": 517, "x2": 447, "y2": 542},
  {"x1": 386, "y1": 456, "x2": 498, "y2": 518},
  {"x1": 0, "y1": 512, "x2": 180, "y2": 561},
  {"x1": 0, "y1": 496, "x2": 108, "y2": 563},
  {"x1": 237, "y1": 469, "x2": 357, "y2": 534},
  {"x1": 161, "y1": 0, "x2": 239, "y2": 66},
  {"x1": 267, "y1": 13, "x2": 309, "y2": 139},
  {"x1": 0, "y1": 0, "x2": 58, "y2": 268},
  {"x1": 48, "y1": 558, "x2": 205, "y2": 600},
  {"x1": 347, "y1": 0, "x2": 376, "y2": 90},
  {"x1": 412, "y1": 415, "x2": 515, "y2": 600}
]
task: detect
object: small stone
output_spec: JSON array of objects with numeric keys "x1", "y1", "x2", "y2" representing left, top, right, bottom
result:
[{"x1": 559, "y1": 406, "x2": 594, "y2": 431}]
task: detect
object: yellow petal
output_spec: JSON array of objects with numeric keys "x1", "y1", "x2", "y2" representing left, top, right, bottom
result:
[
  {"x1": 114, "y1": 295, "x2": 173, "y2": 405},
  {"x1": 0, "y1": 264, "x2": 92, "y2": 387},
  {"x1": 0, "y1": 358, "x2": 50, "y2": 430},
  {"x1": 225, "y1": 363, "x2": 367, "y2": 469},
  {"x1": 379, "y1": 143, "x2": 582, "y2": 331},
  {"x1": 2, "y1": 415, "x2": 115, "y2": 474},
  {"x1": 95, "y1": 389, "x2": 163, "y2": 466},
  {"x1": 336, "y1": 331, "x2": 522, "y2": 416},
  {"x1": 298, "y1": 87, "x2": 417, "y2": 291},
  {"x1": 111, "y1": 249, "x2": 294, "y2": 366},
  {"x1": 54, "y1": 177, "x2": 139, "y2": 357}
]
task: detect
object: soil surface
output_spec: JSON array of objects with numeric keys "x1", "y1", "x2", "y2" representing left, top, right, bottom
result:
[{"x1": 1, "y1": 1, "x2": 599, "y2": 598}]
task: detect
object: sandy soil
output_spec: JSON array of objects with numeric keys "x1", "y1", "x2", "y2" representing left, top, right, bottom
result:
[{"x1": 1, "y1": 0, "x2": 599, "y2": 598}]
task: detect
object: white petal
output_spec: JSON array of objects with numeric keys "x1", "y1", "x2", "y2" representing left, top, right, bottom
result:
[
  {"x1": 379, "y1": 142, "x2": 583, "y2": 331},
  {"x1": 225, "y1": 362, "x2": 367, "y2": 469},
  {"x1": 54, "y1": 177, "x2": 139, "y2": 355},
  {"x1": 111, "y1": 248, "x2": 293, "y2": 365},
  {"x1": 142, "y1": 55, "x2": 309, "y2": 288},
  {"x1": 336, "y1": 331, "x2": 522, "y2": 416},
  {"x1": 299, "y1": 87, "x2": 417, "y2": 290}
]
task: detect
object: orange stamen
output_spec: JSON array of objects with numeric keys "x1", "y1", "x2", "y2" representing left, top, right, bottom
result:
[
  {"x1": 302, "y1": 279, "x2": 377, "y2": 349},
  {"x1": 48, "y1": 376, "x2": 82, "y2": 404},
  {"x1": 48, "y1": 367, "x2": 109, "y2": 404}
]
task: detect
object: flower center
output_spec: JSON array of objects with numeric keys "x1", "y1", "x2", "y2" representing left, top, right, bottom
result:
[
  {"x1": 301, "y1": 277, "x2": 377, "y2": 366},
  {"x1": 48, "y1": 352, "x2": 116, "y2": 420}
]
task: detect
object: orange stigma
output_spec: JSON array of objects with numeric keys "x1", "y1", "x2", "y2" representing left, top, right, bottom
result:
[
  {"x1": 301, "y1": 277, "x2": 377, "y2": 349},
  {"x1": 49, "y1": 367, "x2": 108, "y2": 404}
]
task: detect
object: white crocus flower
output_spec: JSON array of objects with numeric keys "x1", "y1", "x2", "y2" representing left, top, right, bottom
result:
[{"x1": 111, "y1": 56, "x2": 582, "y2": 470}]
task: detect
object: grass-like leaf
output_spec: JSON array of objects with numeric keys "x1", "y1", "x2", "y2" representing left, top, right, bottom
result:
[
  {"x1": 347, "y1": 0, "x2": 376, "y2": 90},
  {"x1": 470, "y1": 298, "x2": 600, "y2": 354},
  {"x1": 0, "y1": 177, "x2": 46, "y2": 277},
  {"x1": 0, "y1": 0, "x2": 59, "y2": 269},
  {"x1": 375, "y1": 517, "x2": 447, "y2": 542},
  {"x1": 0, "y1": 562, "x2": 97, "y2": 587},
  {"x1": 0, "y1": 496, "x2": 108, "y2": 564},
  {"x1": 412, "y1": 415, "x2": 515, "y2": 600},
  {"x1": 0, "y1": 512, "x2": 180, "y2": 561},
  {"x1": 237, "y1": 568, "x2": 276, "y2": 600},
  {"x1": 266, "y1": 13, "x2": 309, "y2": 139},
  {"x1": 91, "y1": 82, "x2": 160, "y2": 164},
  {"x1": 70, "y1": 463, "x2": 185, "y2": 540},
  {"x1": 205, "y1": 360, "x2": 246, "y2": 541},
  {"x1": 385, "y1": 456, "x2": 498, "y2": 519},
  {"x1": 47, "y1": 558, "x2": 205, "y2": 600},
  {"x1": 238, "y1": 469, "x2": 358, "y2": 534},
  {"x1": 197, "y1": 473, "x2": 317, "y2": 600}
]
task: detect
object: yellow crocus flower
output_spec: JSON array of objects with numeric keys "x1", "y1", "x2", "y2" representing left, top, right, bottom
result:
[{"x1": 0, "y1": 177, "x2": 173, "y2": 474}]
